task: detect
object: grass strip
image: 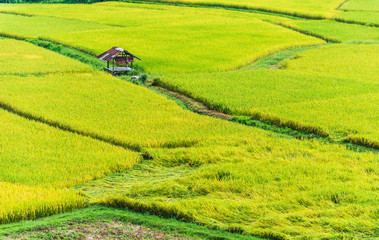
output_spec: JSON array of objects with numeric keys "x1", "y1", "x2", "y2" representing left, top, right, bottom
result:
[
  {"x1": 0, "y1": 205, "x2": 262, "y2": 240},
  {"x1": 239, "y1": 44, "x2": 323, "y2": 70}
]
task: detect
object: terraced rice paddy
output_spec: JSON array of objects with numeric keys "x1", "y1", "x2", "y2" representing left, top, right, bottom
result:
[
  {"x1": 274, "y1": 20, "x2": 379, "y2": 42},
  {"x1": 0, "y1": 13, "x2": 107, "y2": 39},
  {"x1": 86, "y1": 136, "x2": 378, "y2": 239},
  {"x1": 159, "y1": 44, "x2": 379, "y2": 146},
  {"x1": 334, "y1": 0, "x2": 379, "y2": 25},
  {"x1": 0, "y1": 1, "x2": 378, "y2": 240},
  {"x1": 0, "y1": 2, "x2": 323, "y2": 73},
  {"x1": 0, "y1": 107, "x2": 140, "y2": 223},
  {"x1": 0, "y1": 39, "x2": 91, "y2": 74},
  {"x1": 86, "y1": 0, "x2": 344, "y2": 18},
  {"x1": 339, "y1": 0, "x2": 379, "y2": 11},
  {"x1": 0, "y1": 72, "x2": 253, "y2": 149},
  {"x1": 336, "y1": 11, "x2": 379, "y2": 25}
]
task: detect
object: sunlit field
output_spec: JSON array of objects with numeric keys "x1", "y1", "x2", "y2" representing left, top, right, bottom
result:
[
  {"x1": 0, "y1": 1, "x2": 378, "y2": 239},
  {"x1": 0, "y1": 108, "x2": 140, "y2": 223},
  {"x1": 281, "y1": 44, "x2": 379, "y2": 82},
  {"x1": 0, "y1": 72, "x2": 253, "y2": 149},
  {"x1": 84, "y1": 134, "x2": 378, "y2": 239},
  {"x1": 0, "y1": 2, "x2": 323, "y2": 73},
  {"x1": 339, "y1": 0, "x2": 379, "y2": 11},
  {"x1": 336, "y1": 11, "x2": 379, "y2": 25},
  {"x1": 0, "y1": 39, "x2": 91, "y2": 74},
  {"x1": 159, "y1": 44, "x2": 379, "y2": 145},
  {"x1": 0, "y1": 182, "x2": 84, "y2": 224},
  {"x1": 274, "y1": 20, "x2": 379, "y2": 42}
]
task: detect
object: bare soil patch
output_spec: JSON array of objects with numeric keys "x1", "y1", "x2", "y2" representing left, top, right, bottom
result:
[{"x1": 6, "y1": 220, "x2": 193, "y2": 240}]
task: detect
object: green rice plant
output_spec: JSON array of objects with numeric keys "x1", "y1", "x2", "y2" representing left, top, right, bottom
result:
[
  {"x1": 0, "y1": 39, "x2": 92, "y2": 74},
  {"x1": 158, "y1": 67, "x2": 379, "y2": 144},
  {"x1": 334, "y1": 0, "x2": 379, "y2": 25},
  {"x1": 0, "y1": 182, "x2": 85, "y2": 224},
  {"x1": 0, "y1": 109, "x2": 141, "y2": 188},
  {"x1": 263, "y1": 93, "x2": 379, "y2": 146},
  {"x1": 339, "y1": 0, "x2": 379, "y2": 11},
  {"x1": 83, "y1": 134, "x2": 378, "y2": 239},
  {"x1": 0, "y1": 72, "x2": 252, "y2": 149},
  {"x1": 335, "y1": 11, "x2": 379, "y2": 26},
  {"x1": 45, "y1": 23, "x2": 323, "y2": 73},
  {"x1": 0, "y1": 13, "x2": 107, "y2": 39},
  {"x1": 281, "y1": 44, "x2": 379, "y2": 82},
  {"x1": 0, "y1": 1, "x2": 343, "y2": 19},
  {"x1": 0, "y1": 3, "x2": 378, "y2": 237},
  {"x1": 271, "y1": 19, "x2": 379, "y2": 42},
  {"x1": 0, "y1": 2, "x2": 324, "y2": 73},
  {"x1": 0, "y1": 106, "x2": 140, "y2": 224},
  {"x1": 17, "y1": 0, "x2": 344, "y2": 19}
]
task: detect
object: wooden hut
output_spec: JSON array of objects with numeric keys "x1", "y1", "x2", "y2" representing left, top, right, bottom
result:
[{"x1": 97, "y1": 47, "x2": 141, "y2": 74}]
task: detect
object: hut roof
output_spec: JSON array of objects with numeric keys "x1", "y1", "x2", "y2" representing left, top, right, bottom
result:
[{"x1": 96, "y1": 47, "x2": 142, "y2": 62}]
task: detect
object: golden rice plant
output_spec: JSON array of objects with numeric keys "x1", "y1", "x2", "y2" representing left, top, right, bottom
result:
[
  {"x1": 0, "y1": 182, "x2": 85, "y2": 224},
  {"x1": 0, "y1": 39, "x2": 92, "y2": 75},
  {"x1": 0, "y1": 3, "x2": 323, "y2": 73}
]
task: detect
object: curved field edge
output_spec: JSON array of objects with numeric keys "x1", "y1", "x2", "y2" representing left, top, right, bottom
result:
[
  {"x1": 15, "y1": 37, "x2": 376, "y2": 154},
  {"x1": 155, "y1": 77, "x2": 328, "y2": 137},
  {"x1": 119, "y1": 0, "x2": 379, "y2": 26},
  {"x1": 0, "y1": 3, "x2": 326, "y2": 74},
  {"x1": 79, "y1": 140, "x2": 378, "y2": 240},
  {"x1": 0, "y1": 105, "x2": 142, "y2": 224},
  {"x1": 0, "y1": 11, "x2": 377, "y2": 240},
  {"x1": 11, "y1": 37, "x2": 377, "y2": 151},
  {"x1": 1, "y1": 1, "x2": 378, "y2": 27},
  {"x1": 269, "y1": 20, "x2": 379, "y2": 43},
  {"x1": 152, "y1": 77, "x2": 378, "y2": 149},
  {"x1": 152, "y1": 42, "x2": 379, "y2": 150},
  {"x1": 0, "y1": 205, "x2": 262, "y2": 240},
  {"x1": 105, "y1": 0, "x2": 342, "y2": 20},
  {"x1": 124, "y1": 0, "x2": 379, "y2": 26}
]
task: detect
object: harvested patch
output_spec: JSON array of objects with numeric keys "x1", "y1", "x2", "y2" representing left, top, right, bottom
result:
[{"x1": 6, "y1": 220, "x2": 192, "y2": 240}]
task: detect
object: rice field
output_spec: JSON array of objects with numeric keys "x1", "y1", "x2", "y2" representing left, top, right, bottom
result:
[
  {"x1": 0, "y1": 72, "x2": 253, "y2": 149},
  {"x1": 0, "y1": 182, "x2": 84, "y2": 224},
  {"x1": 0, "y1": 1, "x2": 378, "y2": 239},
  {"x1": 97, "y1": 0, "x2": 342, "y2": 18},
  {"x1": 0, "y1": 2, "x2": 324, "y2": 73},
  {"x1": 339, "y1": 0, "x2": 379, "y2": 11},
  {"x1": 0, "y1": 1, "x2": 345, "y2": 19},
  {"x1": 0, "y1": 39, "x2": 91, "y2": 74},
  {"x1": 81, "y1": 134, "x2": 379, "y2": 239},
  {"x1": 158, "y1": 44, "x2": 379, "y2": 145},
  {"x1": 336, "y1": 11, "x2": 379, "y2": 25},
  {"x1": 334, "y1": 0, "x2": 379, "y2": 25},
  {"x1": 281, "y1": 44, "x2": 379, "y2": 82},
  {"x1": 0, "y1": 108, "x2": 141, "y2": 187},
  {"x1": 0, "y1": 108, "x2": 140, "y2": 223},
  {"x1": 0, "y1": 13, "x2": 107, "y2": 39},
  {"x1": 275, "y1": 20, "x2": 379, "y2": 42}
]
